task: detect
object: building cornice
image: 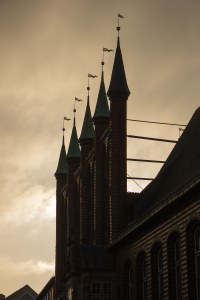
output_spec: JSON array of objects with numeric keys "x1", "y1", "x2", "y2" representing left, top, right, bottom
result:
[{"x1": 107, "y1": 170, "x2": 200, "y2": 250}]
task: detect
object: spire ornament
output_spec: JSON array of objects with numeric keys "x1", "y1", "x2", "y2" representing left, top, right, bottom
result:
[
  {"x1": 102, "y1": 48, "x2": 114, "y2": 71},
  {"x1": 73, "y1": 96, "x2": 83, "y2": 118},
  {"x1": 63, "y1": 117, "x2": 71, "y2": 136},
  {"x1": 117, "y1": 13, "x2": 124, "y2": 36},
  {"x1": 87, "y1": 74, "x2": 98, "y2": 96}
]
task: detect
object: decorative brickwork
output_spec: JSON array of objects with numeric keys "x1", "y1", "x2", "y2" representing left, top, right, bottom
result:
[{"x1": 51, "y1": 30, "x2": 200, "y2": 300}]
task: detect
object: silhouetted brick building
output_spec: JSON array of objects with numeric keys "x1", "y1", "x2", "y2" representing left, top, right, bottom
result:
[{"x1": 37, "y1": 29, "x2": 200, "y2": 300}]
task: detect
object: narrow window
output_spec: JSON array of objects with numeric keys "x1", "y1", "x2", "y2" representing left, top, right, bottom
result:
[
  {"x1": 103, "y1": 282, "x2": 112, "y2": 300},
  {"x1": 157, "y1": 248, "x2": 163, "y2": 300},
  {"x1": 194, "y1": 227, "x2": 200, "y2": 300},
  {"x1": 129, "y1": 265, "x2": 133, "y2": 300},
  {"x1": 142, "y1": 257, "x2": 147, "y2": 300},
  {"x1": 124, "y1": 261, "x2": 133, "y2": 300},
  {"x1": 91, "y1": 282, "x2": 101, "y2": 300},
  {"x1": 174, "y1": 238, "x2": 182, "y2": 299},
  {"x1": 152, "y1": 243, "x2": 163, "y2": 300},
  {"x1": 136, "y1": 253, "x2": 146, "y2": 300}
]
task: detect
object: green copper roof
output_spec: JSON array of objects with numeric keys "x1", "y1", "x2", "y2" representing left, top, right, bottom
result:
[
  {"x1": 55, "y1": 136, "x2": 68, "y2": 175},
  {"x1": 107, "y1": 37, "x2": 130, "y2": 96},
  {"x1": 79, "y1": 96, "x2": 94, "y2": 141},
  {"x1": 93, "y1": 71, "x2": 110, "y2": 119},
  {"x1": 67, "y1": 118, "x2": 81, "y2": 158}
]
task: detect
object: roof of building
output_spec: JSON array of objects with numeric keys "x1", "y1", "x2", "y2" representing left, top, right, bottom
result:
[
  {"x1": 93, "y1": 71, "x2": 110, "y2": 119},
  {"x1": 55, "y1": 136, "x2": 68, "y2": 175},
  {"x1": 35, "y1": 277, "x2": 54, "y2": 300},
  {"x1": 107, "y1": 108, "x2": 200, "y2": 249},
  {"x1": 79, "y1": 96, "x2": 94, "y2": 141},
  {"x1": 134, "y1": 107, "x2": 200, "y2": 218},
  {"x1": 67, "y1": 118, "x2": 81, "y2": 158},
  {"x1": 6, "y1": 285, "x2": 38, "y2": 300},
  {"x1": 107, "y1": 37, "x2": 130, "y2": 97}
]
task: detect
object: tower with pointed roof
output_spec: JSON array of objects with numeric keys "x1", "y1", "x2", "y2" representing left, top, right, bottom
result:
[
  {"x1": 37, "y1": 15, "x2": 200, "y2": 300},
  {"x1": 79, "y1": 95, "x2": 95, "y2": 244},
  {"x1": 93, "y1": 68, "x2": 110, "y2": 245},
  {"x1": 66, "y1": 117, "x2": 81, "y2": 245},
  {"x1": 54, "y1": 136, "x2": 68, "y2": 299},
  {"x1": 107, "y1": 34, "x2": 130, "y2": 239},
  {"x1": 52, "y1": 23, "x2": 130, "y2": 300}
]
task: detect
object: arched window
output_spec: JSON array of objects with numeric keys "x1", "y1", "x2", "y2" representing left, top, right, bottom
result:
[
  {"x1": 136, "y1": 252, "x2": 147, "y2": 300},
  {"x1": 124, "y1": 261, "x2": 133, "y2": 300},
  {"x1": 151, "y1": 243, "x2": 163, "y2": 300},
  {"x1": 142, "y1": 257, "x2": 147, "y2": 300},
  {"x1": 174, "y1": 238, "x2": 182, "y2": 299},
  {"x1": 167, "y1": 232, "x2": 182, "y2": 299},
  {"x1": 187, "y1": 220, "x2": 200, "y2": 299},
  {"x1": 194, "y1": 226, "x2": 200, "y2": 299},
  {"x1": 129, "y1": 265, "x2": 133, "y2": 300}
]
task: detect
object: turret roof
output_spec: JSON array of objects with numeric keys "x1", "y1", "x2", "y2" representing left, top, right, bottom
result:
[
  {"x1": 79, "y1": 96, "x2": 94, "y2": 140},
  {"x1": 107, "y1": 37, "x2": 130, "y2": 96},
  {"x1": 93, "y1": 71, "x2": 110, "y2": 119},
  {"x1": 67, "y1": 118, "x2": 81, "y2": 158},
  {"x1": 55, "y1": 136, "x2": 68, "y2": 175}
]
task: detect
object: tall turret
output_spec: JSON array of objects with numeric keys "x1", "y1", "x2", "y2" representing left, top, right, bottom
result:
[
  {"x1": 79, "y1": 95, "x2": 94, "y2": 244},
  {"x1": 66, "y1": 117, "x2": 81, "y2": 244},
  {"x1": 54, "y1": 136, "x2": 67, "y2": 299},
  {"x1": 93, "y1": 69, "x2": 110, "y2": 245},
  {"x1": 107, "y1": 34, "x2": 130, "y2": 241}
]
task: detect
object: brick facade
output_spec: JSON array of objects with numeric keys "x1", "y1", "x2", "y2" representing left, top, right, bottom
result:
[
  {"x1": 110, "y1": 185, "x2": 200, "y2": 300},
  {"x1": 38, "y1": 29, "x2": 200, "y2": 300}
]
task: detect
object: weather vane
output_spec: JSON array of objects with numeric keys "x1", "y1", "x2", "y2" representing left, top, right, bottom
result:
[
  {"x1": 73, "y1": 96, "x2": 83, "y2": 118},
  {"x1": 117, "y1": 13, "x2": 124, "y2": 36},
  {"x1": 87, "y1": 74, "x2": 98, "y2": 96},
  {"x1": 63, "y1": 116, "x2": 71, "y2": 136},
  {"x1": 102, "y1": 48, "x2": 114, "y2": 70}
]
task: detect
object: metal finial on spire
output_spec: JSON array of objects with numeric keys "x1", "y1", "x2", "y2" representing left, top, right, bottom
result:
[
  {"x1": 88, "y1": 74, "x2": 98, "y2": 96},
  {"x1": 102, "y1": 48, "x2": 114, "y2": 71},
  {"x1": 63, "y1": 117, "x2": 71, "y2": 136},
  {"x1": 117, "y1": 13, "x2": 124, "y2": 36},
  {"x1": 74, "y1": 96, "x2": 83, "y2": 117}
]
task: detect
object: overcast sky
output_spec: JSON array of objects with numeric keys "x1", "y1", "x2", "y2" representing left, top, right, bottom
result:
[{"x1": 0, "y1": 0, "x2": 200, "y2": 296}]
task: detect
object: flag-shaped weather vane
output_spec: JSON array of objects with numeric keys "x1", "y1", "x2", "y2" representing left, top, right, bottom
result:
[
  {"x1": 62, "y1": 116, "x2": 71, "y2": 135},
  {"x1": 117, "y1": 13, "x2": 124, "y2": 35},
  {"x1": 102, "y1": 48, "x2": 114, "y2": 70},
  {"x1": 87, "y1": 74, "x2": 98, "y2": 96},
  {"x1": 73, "y1": 96, "x2": 83, "y2": 118}
]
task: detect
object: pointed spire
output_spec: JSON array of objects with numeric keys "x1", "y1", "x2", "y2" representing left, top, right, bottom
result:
[
  {"x1": 55, "y1": 136, "x2": 68, "y2": 175},
  {"x1": 107, "y1": 37, "x2": 130, "y2": 97},
  {"x1": 79, "y1": 96, "x2": 94, "y2": 141},
  {"x1": 93, "y1": 71, "x2": 110, "y2": 119},
  {"x1": 67, "y1": 118, "x2": 81, "y2": 158}
]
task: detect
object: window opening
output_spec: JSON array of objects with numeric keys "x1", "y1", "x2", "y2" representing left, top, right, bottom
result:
[
  {"x1": 91, "y1": 282, "x2": 112, "y2": 300},
  {"x1": 142, "y1": 257, "x2": 147, "y2": 300},
  {"x1": 157, "y1": 248, "x2": 163, "y2": 300},
  {"x1": 129, "y1": 266, "x2": 133, "y2": 300},
  {"x1": 194, "y1": 227, "x2": 200, "y2": 300},
  {"x1": 174, "y1": 238, "x2": 182, "y2": 299}
]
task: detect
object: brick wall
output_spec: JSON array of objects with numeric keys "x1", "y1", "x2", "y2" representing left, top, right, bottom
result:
[
  {"x1": 109, "y1": 92, "x2": 128, "y2": 240},
  {"x1": 114, "y1": 189, "x2": 200, "y2": 300},
  {"x1": 55, "y1": 174, "x2": 67, "y2": 299}
]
